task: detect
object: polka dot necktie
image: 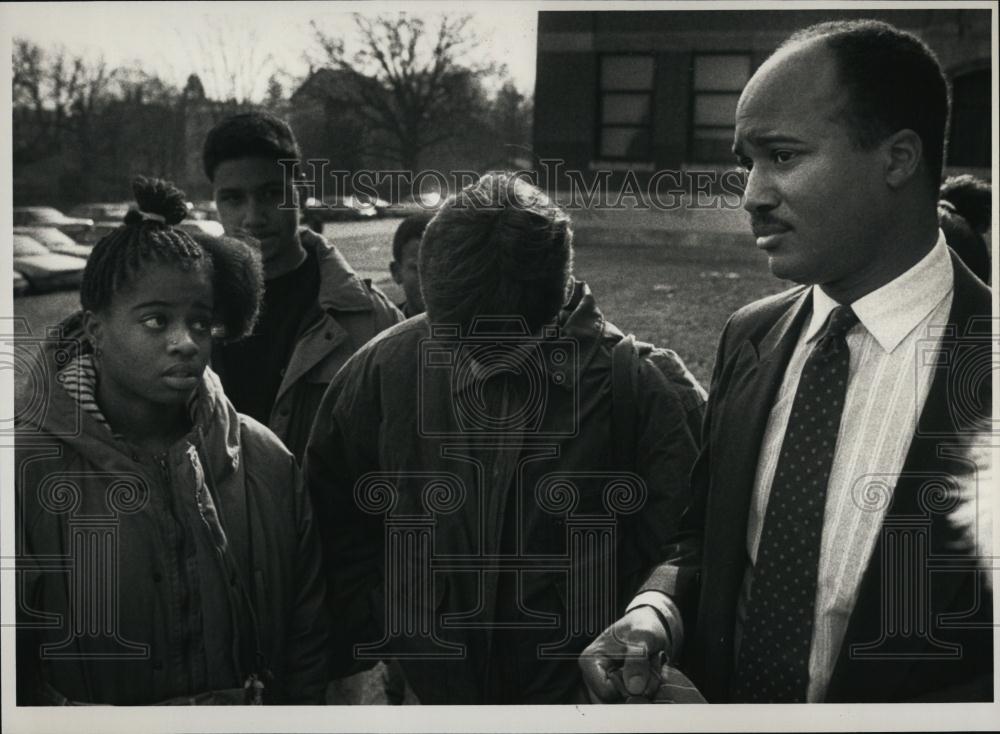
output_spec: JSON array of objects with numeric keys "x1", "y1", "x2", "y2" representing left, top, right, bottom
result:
[{"x1": 731, "y1": 304, "x2": 859, "y2": 703}]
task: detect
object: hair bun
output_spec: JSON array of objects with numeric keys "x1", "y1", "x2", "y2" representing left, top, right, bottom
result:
[{"x1": 130, "y1": 176, "x2": 189, "y2": 226}]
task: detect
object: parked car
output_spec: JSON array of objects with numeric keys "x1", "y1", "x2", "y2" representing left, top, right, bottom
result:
[
  {"x1": 13, "y1": 234, "x2": 87, "y2": 293},
  {"x1": 301, "y1": 195, "x2": 379, "y2": 232},
  {"x1": 348, "y1": 194, "x2": 392, "y2": 218},
  {"x1": 13, "y1": 207, "x2": 93, "y2": 237},
  {"x1": 76, "y1": 222, "x2": 120, "y2": 247},
  {"x1": 187, "y1": 200, "x2": 221, "y2": 222},
  {"x1": 14, "y1": 226, "x2": 93, "y2": 259},
  {"x1": 381, "y1": 193, "x2": 444, "y2": 218},
  {"x1": 75, "y1": 213, "x2": 226, "y2": 244},
  {"x1": 13, "y1": 270, "x2": 30, "y2": 297},
  {"x1": 68, "y1": 202, "x2": 134, "y2": 222}
]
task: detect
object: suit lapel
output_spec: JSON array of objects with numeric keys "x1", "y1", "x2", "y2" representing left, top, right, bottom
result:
[
  {"x1": 704, "y1": 288, "x2": 813, "y2": 697},
  {"x1": 713, "y1": 289, "x2": 813, "y2": 564}
]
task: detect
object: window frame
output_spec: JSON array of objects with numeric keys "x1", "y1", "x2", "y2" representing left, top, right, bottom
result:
[
  {"x1": 688, "y1": 51, "x2": 753, "y2": 164},
  {"x1": 596, "y1": 53, "x2": 656, "y2": 163}
]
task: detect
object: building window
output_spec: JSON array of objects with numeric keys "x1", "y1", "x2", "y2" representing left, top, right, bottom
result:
[
  {"x1": 598, "y1": 55, "x2": 654, "y2": 161},
  {"x1": 690, "y1": 53, "x2": 751, "y2": 162}
]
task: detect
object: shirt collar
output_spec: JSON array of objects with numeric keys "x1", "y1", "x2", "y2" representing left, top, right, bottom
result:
[{"x1": 806, "y1": 230, "x2": 953, "y2": 353}]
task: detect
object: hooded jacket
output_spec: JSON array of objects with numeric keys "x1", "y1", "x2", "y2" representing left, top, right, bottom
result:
[{"x1": 15, "y1": 323, "x2": 329, "y2": 705}]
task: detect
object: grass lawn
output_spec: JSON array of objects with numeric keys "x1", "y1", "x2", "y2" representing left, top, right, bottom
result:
[
  {"x1": 570, "y1": 231, "x2": 790, "y2": 385},
  {"x1": 335, "y1": 220, "x2": 790, "y2": 387}
]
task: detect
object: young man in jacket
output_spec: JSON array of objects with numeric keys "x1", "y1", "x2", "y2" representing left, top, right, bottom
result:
[
  {"x1": 204, "y1": 112, "x2": 403, "y2": 462},
  {"x1": 305, "y1": 173, "x2": 705, "y2": 704}
]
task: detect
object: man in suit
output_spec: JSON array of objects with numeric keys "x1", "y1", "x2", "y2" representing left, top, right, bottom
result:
[{"x1": 579, "y1": 19, "x2": 993, "y2": 703}]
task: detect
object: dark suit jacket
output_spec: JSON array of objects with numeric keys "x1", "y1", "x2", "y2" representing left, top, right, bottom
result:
[{"x1": 644, "y1": 251, "x2": 993, "y2": 702}]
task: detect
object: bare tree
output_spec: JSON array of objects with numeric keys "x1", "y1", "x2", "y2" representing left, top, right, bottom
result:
[
  {"x1": 12, "y1": 40, "x2": 114, "y2": 170},
  {"x1": 310, "y1": 13, "x2": 499, "y2": 170},
  {"x1": 12, "y1": 39, "x2": 181, "y2": 203},
  {"x1": 173, "y1": 18, "x2": 279, "y2": 104}
]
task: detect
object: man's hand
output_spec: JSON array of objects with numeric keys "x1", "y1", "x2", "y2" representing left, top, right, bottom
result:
[{"x1": 578, "y1": 606, "x2": 672, "y2": 703}]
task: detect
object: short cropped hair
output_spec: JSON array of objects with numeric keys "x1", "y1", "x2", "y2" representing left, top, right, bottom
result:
[
  {"x1": 419, "y1": 173, "x2": 573, "y2": 334},
  {"x1": 391, "y1": 211, "x2": 435, "y2": 263},
  {"x1": 81, "y1": 177, "x2": 263, "y2": 342},
  {"x1": 202, "y1": 111, "x2": 301, "y2": 181},
  {"x1": 784, "y1": 20, "x2": 950, "y2": 187},
  {"x1": 940, "y1": 174, "x2": 991, "y2": 234}
]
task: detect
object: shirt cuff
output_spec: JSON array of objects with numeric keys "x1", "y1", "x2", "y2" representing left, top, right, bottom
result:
[{"x1": 627, "y1": 591, "x2": 685, "y2": 659}]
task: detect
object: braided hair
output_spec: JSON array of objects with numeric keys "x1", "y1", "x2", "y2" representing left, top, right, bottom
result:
[{"x1": 80, "y1": 176, "x2": 263, "y2": 342}]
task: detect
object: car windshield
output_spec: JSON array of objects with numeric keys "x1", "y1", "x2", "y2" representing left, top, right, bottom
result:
[
  {"x1": 21, "y1": 227, "x2": 76, "y2": 248},
  {"x1": 14, "y1": 207, "x2": 66, "y2": 224},
  {"x1": 13, "y1": 235, "x2": 50, "y2": 257},
  {"x1": 67, "y1": 203, "x2": 128, "y2": 220}
]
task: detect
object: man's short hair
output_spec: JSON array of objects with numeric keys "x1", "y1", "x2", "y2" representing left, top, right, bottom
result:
[
  {"x1": 419, "y1": 173, "x2": 573, "y2": 334},
  {"x1": 783, "y1": 19, "x2": 950, "y2": 187},
  {"x1": 940, "y1": 174, "x2": 991, "y2": 234},
  {"x1": 202, "y1": 111, "x2": 301, "y2": 181},
  {"x1": 392, "y1": 211, "x2": 435, "y2": 263}
]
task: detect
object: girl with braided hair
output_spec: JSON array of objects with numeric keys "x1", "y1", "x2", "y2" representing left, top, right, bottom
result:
[{"x1": 15, "y1": 177, "x2": 329, "y2": 705}]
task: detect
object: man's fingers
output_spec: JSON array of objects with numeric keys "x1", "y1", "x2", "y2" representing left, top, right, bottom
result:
[
  {"x1": 622, "y1": 641, "x2": 652, "y2": 696},
  {"x1": 578, "y1": 644, "x2": 624, "y2": 702}
]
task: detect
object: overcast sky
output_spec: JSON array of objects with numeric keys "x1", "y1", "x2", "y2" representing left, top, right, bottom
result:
[{"x1": 5, "y1": 1, "x2": 539, "y2": 100}]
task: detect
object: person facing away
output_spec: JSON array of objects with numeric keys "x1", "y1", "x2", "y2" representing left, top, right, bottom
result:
[
  {"x1": 388, "y1": 210, "x2": 435, "y2": 318},
  {"x1": 304, "y1": 172, "x2": 706, "y2": 704},
  {"x1": 203, "y1": 111, "x2": 403, "y2": 462},
  {"x1": 15, "y1": 178, "x2": 329, "y2": 705},
  {"x1": 580, "y1": 19, "x2": 993, "y2": 704},
  {"x1": 938, "y1": 174, "x2": 992, "y2": 284}
]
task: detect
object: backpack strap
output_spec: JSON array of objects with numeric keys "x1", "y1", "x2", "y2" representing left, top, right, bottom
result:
[{"x1": 611, "y1": 334, "x2": 641, "y2": 470}]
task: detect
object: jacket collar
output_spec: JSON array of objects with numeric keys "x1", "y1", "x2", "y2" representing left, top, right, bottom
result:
[
  {"x1": 753, "y1": 286, "x2": 813, "y2": 367},
  {"x1": 447, "y1": 279, "x2": 607, "y2": 396},
  {"x1": 299, "y1": 228, "x2": 377, "y2": 313}
]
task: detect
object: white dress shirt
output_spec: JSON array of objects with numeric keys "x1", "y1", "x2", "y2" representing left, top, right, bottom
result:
[{"x1": 631, "y1": 232, "x2": 981, "y2": 701}]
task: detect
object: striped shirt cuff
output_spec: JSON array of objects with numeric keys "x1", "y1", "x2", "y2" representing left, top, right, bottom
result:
[{"x1": 627, "y1": 591, "x2": 684, "y2": 660}]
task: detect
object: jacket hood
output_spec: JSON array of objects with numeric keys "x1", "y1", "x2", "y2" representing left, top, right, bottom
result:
[{"x1": 16, "y1": 311, "x2": 242, "y2": 481}]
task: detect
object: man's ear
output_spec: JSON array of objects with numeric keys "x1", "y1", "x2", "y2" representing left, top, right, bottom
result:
[
  {"x1": 389, "y1": 261, "x2": 402, "y2": 284},
  {"x1": 81, "y1": 310, "x2": 103, "y2": 353},
  {"x1": 883, "y1": 129, "x2": 923, "y2": 189}
]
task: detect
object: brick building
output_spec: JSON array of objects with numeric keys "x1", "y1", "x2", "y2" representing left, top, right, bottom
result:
[{"x1": 533, "y1": 9, "x2": 992, "y2": 183}]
